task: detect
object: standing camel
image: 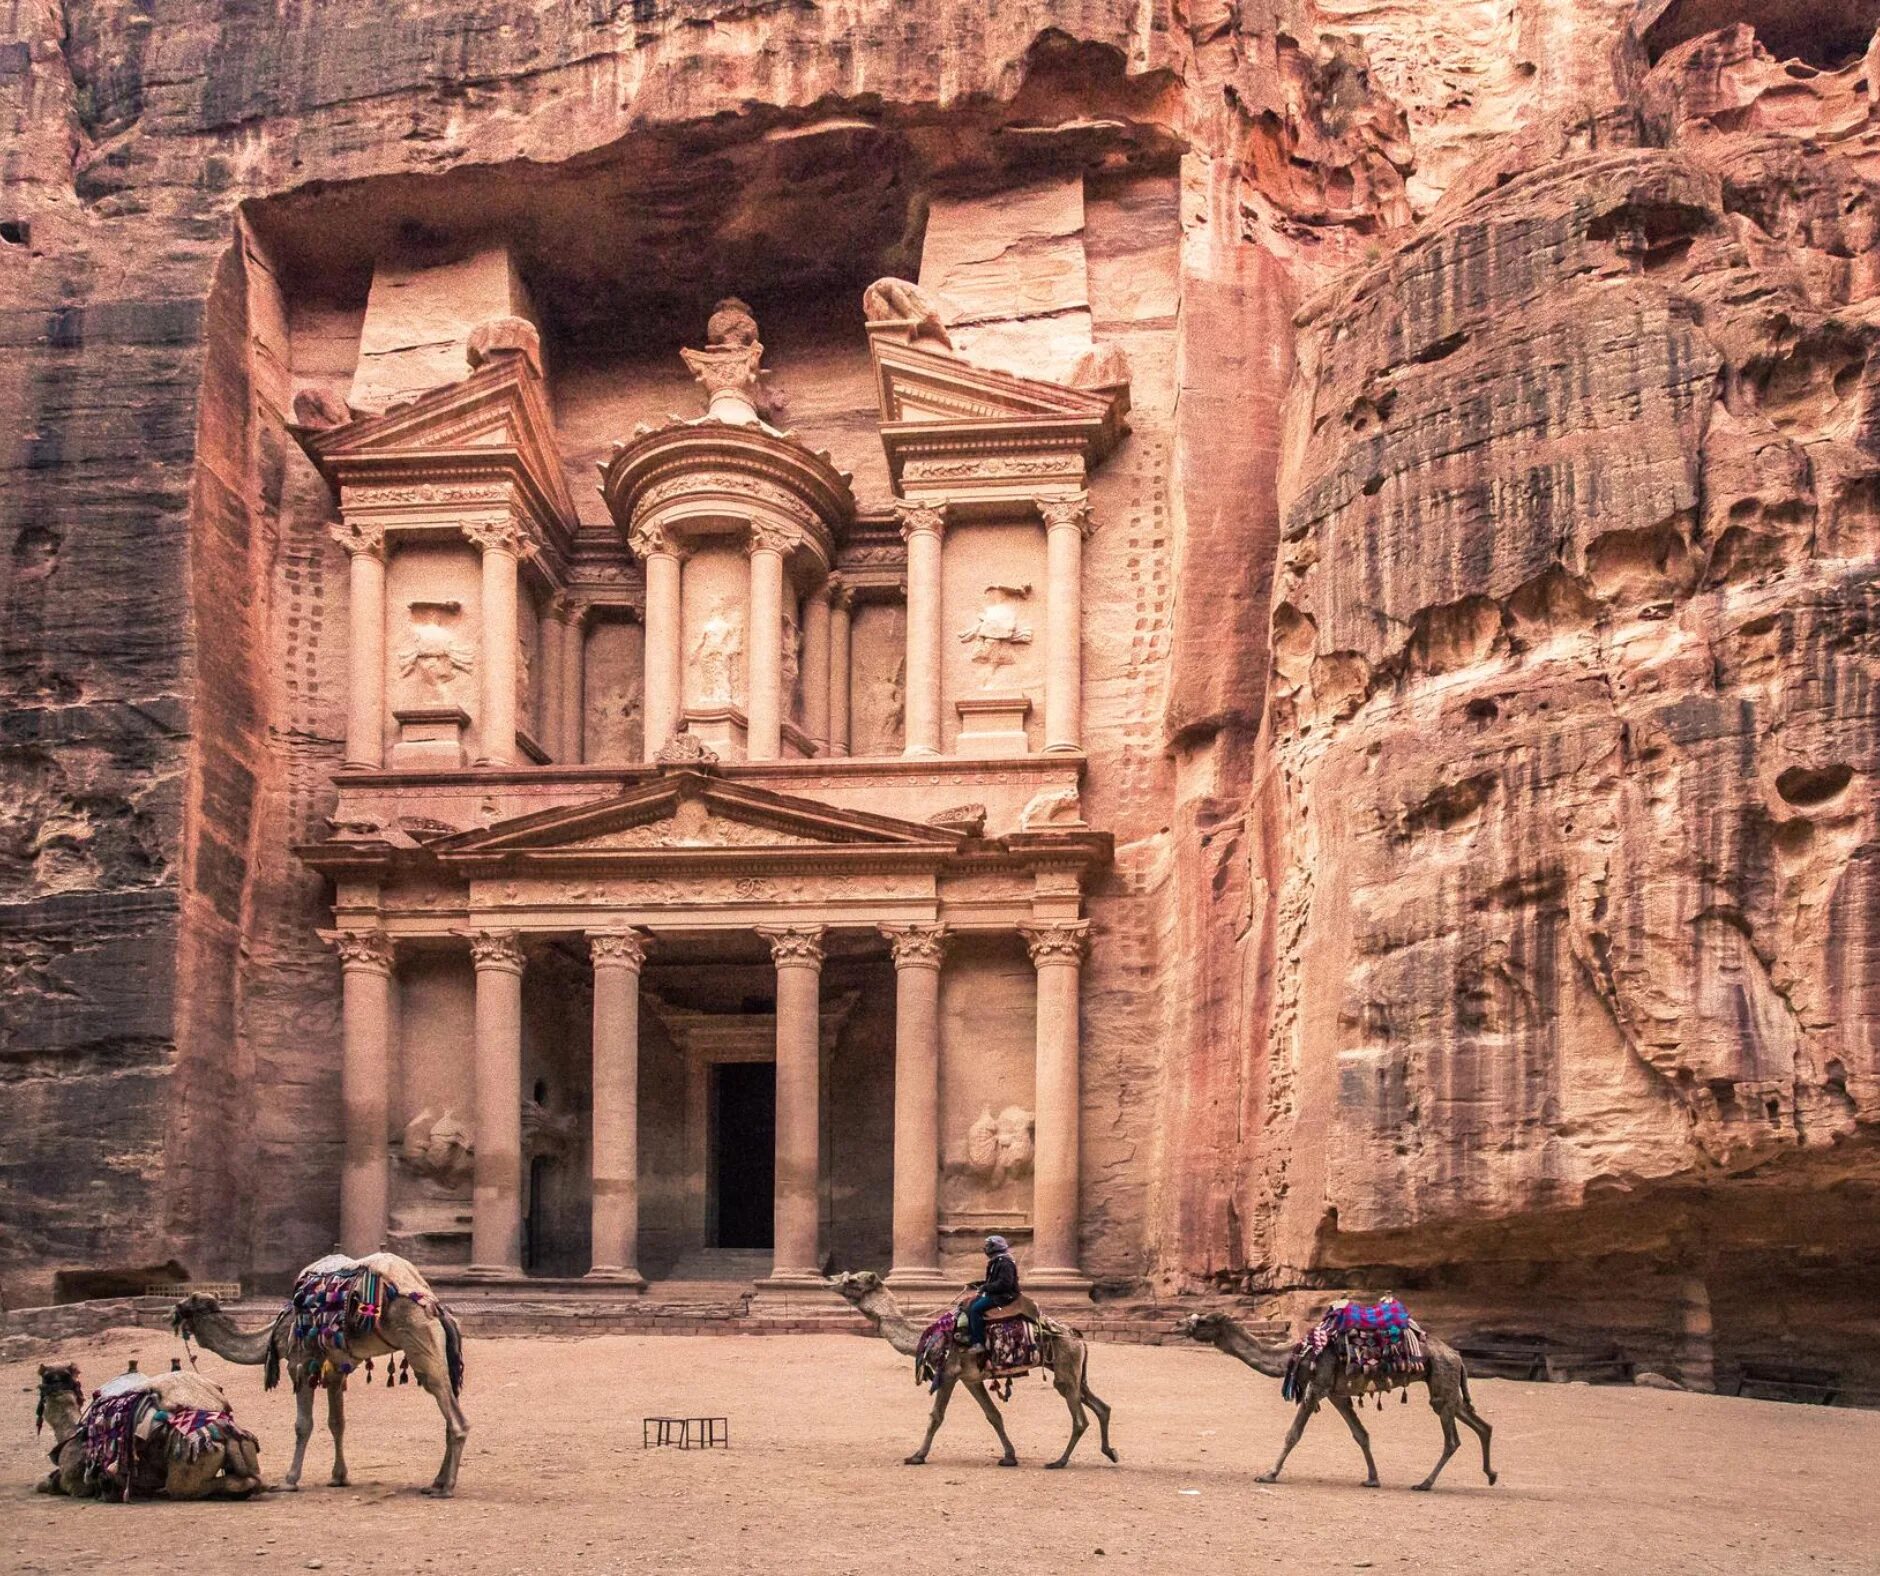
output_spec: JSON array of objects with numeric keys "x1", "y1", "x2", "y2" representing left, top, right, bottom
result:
[
  {"x1": 1181, "y1": 1310, "x2": 1495, "y2": 1491},
  {"x1": 173, "y1": 1251, "x2": 468, "y2": 1496},
  {"x1": 829, "y1": 1270, "x2": 1118, "y2": 1469},
  {"x1": 34, "y1": 1363, "x2": 264, "y2": 1499}
]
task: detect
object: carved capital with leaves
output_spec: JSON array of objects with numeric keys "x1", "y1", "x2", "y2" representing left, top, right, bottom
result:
[
  {"x1": 588, "y1": 929, "x2": 649, "y2": 972},
  {"x1": 880, "y1": 922, "x2": 949, "y2": 970},
  {"x1": 462, "y1": 514, "x2": 528, "y2": 558},
  {"x1": 895, "y1": 501, "x2": 947, "y2": 542},
  {"x1": 758, "y1": 924, "x2": 826, "y2": 969},
  {"x1": 328, "y1": 518, "x2": 386, "y2": 561},
  {"x1": 746, "y1": 519, "x2": 800, "y2": 558},
  {"x1": 1020, "y1": 921, "x2": 1089, "y2": 968},
  {"x1": 465, "y1": 928, "x2": 525, "y2": 974},
  {"x1": 1037, "y1": 494, "x2": 1094, "y2": 537},
  {"x1": 322, "y1": 927, "x2": 394, "y2": 973}
]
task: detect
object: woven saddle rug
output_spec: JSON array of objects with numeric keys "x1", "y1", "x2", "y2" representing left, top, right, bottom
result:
[
  {"x1": 285, "y1": 1256, "x2": 428, "y2": 1380},
  {"x1": 913, "y1": 1311, "x2": 1044, "y2": 1391},
  {"x1": 1282, "y1": 1297, "x2": 1429, "y2": 1403}
]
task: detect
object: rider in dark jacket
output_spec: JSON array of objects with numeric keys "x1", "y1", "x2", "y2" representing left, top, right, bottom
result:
[{"x1": 966, "y1": 1235, "x2": 1020, "y2": 1352}]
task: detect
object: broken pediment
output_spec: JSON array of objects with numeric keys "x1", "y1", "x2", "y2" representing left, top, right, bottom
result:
[
  {"x1": 298, "y1": 349, "x2": 579, "y2": 547},
  {"x1": 868, "y1": 333, "x2": 1130, "y2": 497},
  {"x1": 429, "y1": 771, "x2": 965, "y2": 869}
]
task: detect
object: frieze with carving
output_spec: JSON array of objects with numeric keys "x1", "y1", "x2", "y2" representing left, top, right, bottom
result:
[{"x1": 902, "y1": 456, "x2": 1082, "y2": 482}]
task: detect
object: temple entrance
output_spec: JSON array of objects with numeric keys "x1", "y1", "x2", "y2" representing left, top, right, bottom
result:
[{"x1": 711, "y1": 1061, "x2": 775, "y2": 1249}]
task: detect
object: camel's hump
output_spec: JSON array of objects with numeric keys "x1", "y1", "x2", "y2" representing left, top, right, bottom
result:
[
  {"x1": 147, "y1": 1370, "x2": 236, "y2": 1411},
  {"x1": 297, "y1": 1250, "x2": 437, "y2": 1300}
]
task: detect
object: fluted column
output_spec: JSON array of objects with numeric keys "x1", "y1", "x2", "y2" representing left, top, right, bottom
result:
[
  {"x1": 801, "y1": 578, "x2": 831, "y2": 753},
  {"x1": 1040, "y1": 494, "x2": 1092, "y2": 753},
  {"x1": 759, "y1": 925, "x2": 825, "y2": 1280},
  {"x1": 746, "y1": 525, "x2": 789, "y2": 761},
  {"x1": 635, "y1": 526, "x2": 683, "y2": 758},
  {"x1": 827, "y1": 576, "x2": 852, "y2": 757},
  {"x1": 588, "y1": 930, "x2": 648, "y2": 1286},
  {"x1": 468, "y1": 929, "x2": 525, "y2": 1274},
  {"x1": 1022, "y1": 922, "x2": 1088, "y2": 1282},
  {"x1": 466, "y1": 518, "x2": 523, "y2": 767},
  {"x1": 331, "y1": 521, "x2": 387, "y2": 770},
  {"x1": 897, "y1": 502, "x2": 945, "y2": 756},
  {"x1": 882, "y1": 924, "x2": 947, "y2": 1283},
  {"x1": 558, "y1": 599, "x2": 587, "y2": 765},
  {"x1": 326, "y1": 927, "x2": 393, "y2": 1255}
]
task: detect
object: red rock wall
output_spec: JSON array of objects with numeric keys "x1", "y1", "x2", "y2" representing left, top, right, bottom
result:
[{"x1": 0, "y1": 0, "x2": 1875, "y2": 1372}]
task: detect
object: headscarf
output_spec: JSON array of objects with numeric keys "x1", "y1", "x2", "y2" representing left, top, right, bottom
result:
[{"x1": 984, "y1": 1235, "x2": 1010, "y2": 1256}]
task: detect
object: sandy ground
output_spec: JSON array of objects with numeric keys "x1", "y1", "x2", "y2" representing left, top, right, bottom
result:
[{"x1": 5, "y1": 1326, "x2": 1876, "y2": 1576}]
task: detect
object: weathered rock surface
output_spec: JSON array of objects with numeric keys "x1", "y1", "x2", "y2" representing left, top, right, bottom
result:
[{"x1": 0, "y1": 0, "x2": 1875, "y2": 1387}]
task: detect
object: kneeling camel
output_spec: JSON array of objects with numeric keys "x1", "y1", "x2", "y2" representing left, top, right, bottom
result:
[{"x1": 34, "y1": 1364, "x2": 264, "y2": 1499}]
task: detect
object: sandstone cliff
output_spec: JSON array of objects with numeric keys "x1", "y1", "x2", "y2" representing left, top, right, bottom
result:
[{"x1": 0, "y1": 0, "x2": 1874, "y2": 1383}]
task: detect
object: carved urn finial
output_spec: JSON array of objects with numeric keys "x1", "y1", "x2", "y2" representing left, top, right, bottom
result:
[
  {"x1": 682, "y1": 297, "x2": 766, "y2": 425},
  {"x1": 655, "y1": 730, "x2": 720, "y2": 770}
]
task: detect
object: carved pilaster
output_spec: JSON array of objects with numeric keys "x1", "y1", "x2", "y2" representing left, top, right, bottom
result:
[{"x1": 881, "y1": 923, "x2": 948, "y2": 970}]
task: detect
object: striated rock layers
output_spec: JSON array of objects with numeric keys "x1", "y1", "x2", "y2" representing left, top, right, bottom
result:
[{"x1": 0, "y1": 0, "x2": 1875, "y2": 1381}]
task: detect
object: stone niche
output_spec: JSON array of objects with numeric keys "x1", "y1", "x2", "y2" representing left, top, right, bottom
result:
[
  {"x1": 941, "y1": 519, "x2": 1047, "y2": 755},
  {"x1": 385, "y1": 543, "x2": 482, "y2": 765}
]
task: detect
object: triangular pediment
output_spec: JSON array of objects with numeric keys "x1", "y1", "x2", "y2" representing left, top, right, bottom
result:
[
  {"x1": 301, "y1": 354, "x2": 578, "y2": 527},
  {"x1": 432, "y1": 772, "x2": 964, "y2": 866}
]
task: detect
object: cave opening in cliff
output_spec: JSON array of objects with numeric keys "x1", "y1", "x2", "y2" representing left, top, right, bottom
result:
[{"x1": 1641, "y1": 0, "x2": 1880, "y2": 68}]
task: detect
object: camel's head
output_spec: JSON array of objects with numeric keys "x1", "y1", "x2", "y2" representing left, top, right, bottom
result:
[
  {"x1": 36, "y1": 1364, "x2": 83, "y2": 1433},
  {"x1": 1180, "y1": 1311, "x2": 1231, "y2": 1344},
  {"x1": 827, "y1": 1269, "x2": 884, "y2": 1307},
  {"x1": 170, "y1": 1291, "x2": 223, "y2": 1336}
]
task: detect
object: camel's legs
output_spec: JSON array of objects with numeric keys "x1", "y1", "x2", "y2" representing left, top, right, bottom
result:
[
  {"x1": 1458, "y1": 1402, "x2": 1496, "y2": 1484},
  {"x1": 415, "y1": 1349, "x2": 470, "y2": 1497},
  {"x1": 1328, "y1": 1396, "x2": 1380, "y2": 1487},
  {"x1": 961, "y1": 1378, "x2": 1019, "y2": 1467},
  {"x1": 1045, "y1": 1368, "x2": 1089, "y2": 1469},
  {"x1": 904, "y1": 1372, "x2": 958, "y2": 1465},
  {"x1": 1082, "y1": 1379, "x2": 1119, "y2": 1463},
  {"x1": 284, "y1": 1381, "x2": 317, "y2": 1490},
  {"x1": 1413, "y1": 1409, "x2": 1462, "y2": 1491},
  {"x1": 1257, "y1": 1396, "x2": 1317, "y2": 1483},
  {"x1": 326, "y1": 1376, "x2": 349, "y2": 1486}
]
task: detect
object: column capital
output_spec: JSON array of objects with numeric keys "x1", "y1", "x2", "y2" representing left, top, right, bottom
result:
[
  {"x1": 588, "y1": 929, "x2": 650, "y2": 972},
  {"x1": 895, "y1": 500, "x2": 947, "y2": 541},
  {"x1": 759, "y1": 924, "x2": 826, "y2": 969},
  {"x1": 1020, "y1": 921, "x2": 1089, "y2": 967},
  {"x1": 629, "y1": 520, "x2": 689, "y2": 560},
  {"x1": 321, "y1": 927, "x2": 393, "y2": 973},
  {"x1": 1037, "y1": 493, "x2": 1094, "y2": 536},
  {"x1": 547, "y1": 591, "x2": 588, "y2": 628},
  {"x1": 328, "y1": 519, "x2": 386, "y2": 561},
  {"x1": 826, "y1": 572, "x2": 853, "y2": 611},
  {"x1": 464, "y1": 928, "x2": 525, "y2": 974},
  {"x1": 463, "y1": 514, "x2": 530, "y2": 558},
  {"x1": 746, "y1": 520, "x2": 799, "y2": 558},
  {"x1": 880, "y1": 922, "x2": 949, "y2": 970}
]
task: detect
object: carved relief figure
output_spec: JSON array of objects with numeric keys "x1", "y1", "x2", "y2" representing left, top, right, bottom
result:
[
  {"x1": 781, "y1": 608, "x2": 802, "y2": 717},
  {"x1": 589, "y1": 682, "x2": 641, "y2": 763},
  {"x1": 397, "y1": 602, "x2": 474, "y2": 701},
  {"x1": 707, "y1": 296, "x2": 760, "y2": 348},
  {"x1": 862, "y1": 277, "x2": 954, "y2": 349},
  {"x1": 965, "y1": 1105, "x2": 1036, "y2": 1185},
  {"x1": 397, "y1": 1107, "x2": 475, "y2": 1188},
  {"x1": 874, "y1": 653, "x2": 907, "y2": 754},
  {"x1": 691, "y1": 599, "x2": 744, "y2": 705},
  {"x1": 958, "y1": 583, "x2": 1033, "y2": 687},
  {"x1": 515, "y1": 638, "x2": 532, "y2": 727}
]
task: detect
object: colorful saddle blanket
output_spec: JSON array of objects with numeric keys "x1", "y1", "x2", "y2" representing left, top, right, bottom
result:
[
  {"x1": 913, "y1": 1310, "x2": 1045, "y2": 1390},
  {"x1": 1282, "y1": 1297, "x2": 1428, "y2": 1402},
  {"x1": 73, "y1": 1386, "x2": 256, "y2": 1500}
]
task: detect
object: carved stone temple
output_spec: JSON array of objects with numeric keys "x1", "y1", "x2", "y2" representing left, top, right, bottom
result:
[{"x1": 290, "y1": 283, "x2": 1129, "y2": 1297}]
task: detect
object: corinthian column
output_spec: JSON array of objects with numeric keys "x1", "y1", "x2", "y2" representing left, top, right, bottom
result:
[
  {"x1": 634, "y1": 525, "x2": 683, "y2": 759},
  {"x1": 467, "y1": 929, "x2": 525, "y2": 1274},
  {"x1": 746, "y1": 524, "x2": 790, "y2": 761},
  {"x1": 897, "y1": 502, "x2": 946, "y2": 756},
  {"x1": 1040, "y1": 494, "x2": 1092, "y2": 754},
  {"x1": 588, "y1": 930, "x2": 648, "y2": 1286},
  {"x1": 827, "y1": 576, "x2": 852, "y2": 757},
  {"x1": 882, "y1": 924, "x2": 947, "y2": 1284},
  {"x1": 1022, "y1": 921, "x2": 1088, "y2": 1284},
  {"x1": 466, "y1": 517, "x2": 523, "y2": 767},
  {"x1": 331, "y1": 521, "x2": 387, "y2": 770},
  {"x1": 759, "y1": 925, "x2": 825, "y2": 1281},
  {"x1": 801, "y1": 578, "x2": 831, "y2": 752},
  {"x1": 324, "y1": 927, "x2": 393, "y2": 1255}
]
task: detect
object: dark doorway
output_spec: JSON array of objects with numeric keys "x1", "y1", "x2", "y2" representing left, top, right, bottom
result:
[{"x1": 712, "y1": 1062, "x2": 775, "y2": 1249}]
